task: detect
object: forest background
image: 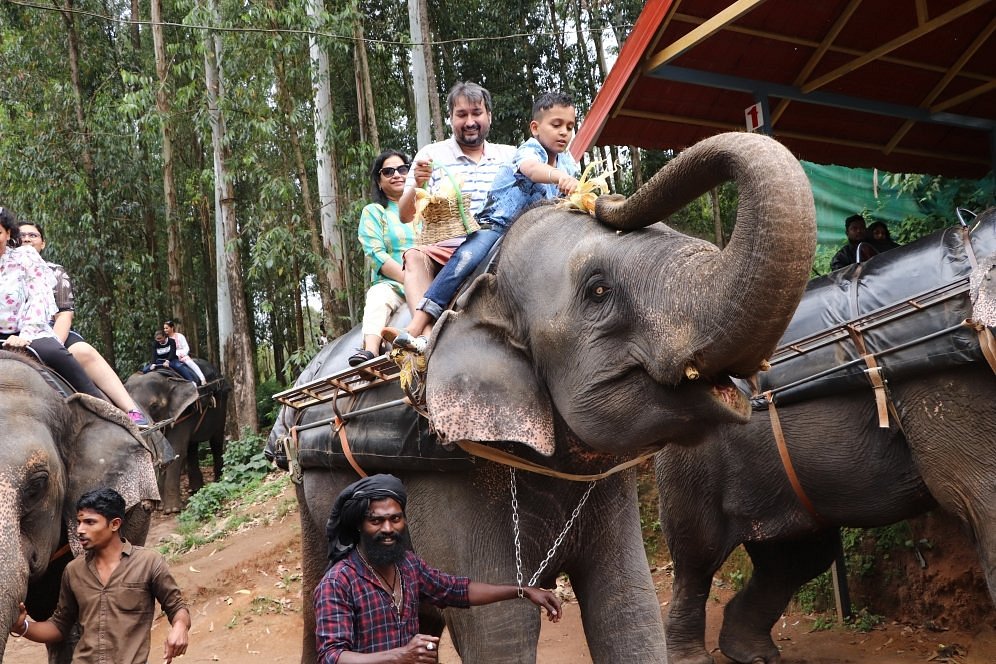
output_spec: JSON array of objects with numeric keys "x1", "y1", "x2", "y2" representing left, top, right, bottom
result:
[{"x1": 0, "y1": 0, "x2": 992, "y2": 433}]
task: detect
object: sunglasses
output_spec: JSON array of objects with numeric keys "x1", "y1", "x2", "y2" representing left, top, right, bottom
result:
[{"x1": 379, "y1": 164, "x2": 410, "y2": 177}]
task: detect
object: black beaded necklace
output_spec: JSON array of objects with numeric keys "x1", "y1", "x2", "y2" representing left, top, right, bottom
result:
[{"x1": 359, "y1": 553, "x2": 404, "y2": 618}]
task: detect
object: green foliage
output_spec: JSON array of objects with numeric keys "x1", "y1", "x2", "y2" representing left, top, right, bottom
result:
[
  {"x1": 256, "y1": 377, "x2": 285, "y2": 429},
  {"x1": 178, "y1": 431, "x2": 271, "y2": 527},
  {"x1": 847, "y1": 607, "x2": 883, "y2": 632}
]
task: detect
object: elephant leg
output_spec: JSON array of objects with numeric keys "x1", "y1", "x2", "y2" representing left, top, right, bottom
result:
[
  {"x1": 210, "y1": 428, "x2": 225, "y2": 481},
  {"x1": 567, "y1": 474, "x2": 668, "y2": 664},
  {"x1": 187, "y1": 440, "x2": 206, "y2": 495},
  {"x1": 665, "y1": 552, "x2": 730, "y2": 664},
  {"x1": 719, "y1": 531, "x2": 837, "y2": 664},
  {"x1": 160, "y1": 431, "x2": 186, "y2": 514}
]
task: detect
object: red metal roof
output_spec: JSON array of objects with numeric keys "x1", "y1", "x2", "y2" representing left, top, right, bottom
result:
[{"x1": 572, "y1": 0, "x2": 996, "y2": 179}]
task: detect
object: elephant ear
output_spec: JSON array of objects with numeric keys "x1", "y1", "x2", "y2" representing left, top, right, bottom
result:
[
  {"x1": 426, "y1": 274, "x2": 556, "y2": 456},
  {"x1": 165, "y1": 379, "x2": 200, "y2": 420},
  {"x1": 59, "y1": 394, "x2": 161, "y2": 554}
]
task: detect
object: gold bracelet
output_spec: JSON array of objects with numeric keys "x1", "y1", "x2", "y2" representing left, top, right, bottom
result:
[{"x1": 10, "y1": 618, "x2": 29, "y2": 638}]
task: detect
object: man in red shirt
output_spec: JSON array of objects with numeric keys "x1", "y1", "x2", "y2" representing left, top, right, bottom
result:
[{"x1": 315, "y1": 474, "x2": 561, "y2": 663}]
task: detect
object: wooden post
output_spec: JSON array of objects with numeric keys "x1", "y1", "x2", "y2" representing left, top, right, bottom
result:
[{"x1": 831, "y1": 529, "x2": 852, "y2": 621}]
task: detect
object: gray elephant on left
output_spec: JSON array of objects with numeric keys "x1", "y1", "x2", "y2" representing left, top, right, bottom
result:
[
  {"x1": 0, "y1": 350, "x2": 163, "y2": 662},
  {"x1": 125, "y1": 359, "x2": 229, "y2": 514}
]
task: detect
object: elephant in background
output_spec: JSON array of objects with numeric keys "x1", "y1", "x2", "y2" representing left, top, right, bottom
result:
[
  {"x1": 125, "y1": 359, "x2": 229, "y2": 514},
  {"x1": 0, "y1": 350, "x2": 163, "y2": 663},
  {"x1": 270, "y1": 132, "x2": 817, "y2": 663},
  {"x1": 656, "y1": 213, "x2": 996, "y2": 664}
]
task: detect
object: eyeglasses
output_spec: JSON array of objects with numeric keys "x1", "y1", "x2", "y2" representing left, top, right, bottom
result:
[
  {"x1": 379, "y1": 164, "x2": 410, "y2": 178},
  {"x1": 21, "y1": 232, "x2": 40, "y2": 239}
]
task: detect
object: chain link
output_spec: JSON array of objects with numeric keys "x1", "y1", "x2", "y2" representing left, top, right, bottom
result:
[{"x1": 510, "y1": 467, "x2": 597, "y2": 594}]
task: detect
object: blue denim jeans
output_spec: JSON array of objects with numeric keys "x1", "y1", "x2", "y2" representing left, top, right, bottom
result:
[{"x1": 420, "y1": 227, "x2": 504, "y2": 319}]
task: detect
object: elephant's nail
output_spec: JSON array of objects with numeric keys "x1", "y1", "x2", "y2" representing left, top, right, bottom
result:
[
  {"x1": 684, "y1": 364, "x2": 700, "y2": 380},
  {"x1": 759, "y1": 359, "x2": 772, "y2": 371}
]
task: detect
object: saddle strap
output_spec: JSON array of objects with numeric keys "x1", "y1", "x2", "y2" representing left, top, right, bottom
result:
[
  {"x1": 764, "y1": 391, "x2": 823, "y2": 526},
  {"x1": 334, "y1": 417, "x2": 368, "y2": 479},
  {"x1": 976, "y1": 325, "x2": 996, "y2": 375}
]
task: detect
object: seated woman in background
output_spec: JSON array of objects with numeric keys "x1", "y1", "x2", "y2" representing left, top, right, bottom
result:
[
  {"x1": 144, "y1": 328, "x2": 198, "y2": 382},
  {"x1": 867, "y1": 220, "x2": 901, "y2": 253},
  {"x1": 0, "y1": 208, "x2": 110, "y2": 404},
  {"x1": 348, "y1": 149, "x2": 416, "y2": 367},
  {"x1": 163, "y1": 319, "x2": 207, "y2": 385},
  {"x1": 18, "y1": 220, "x2": 149, "y2": 426}
]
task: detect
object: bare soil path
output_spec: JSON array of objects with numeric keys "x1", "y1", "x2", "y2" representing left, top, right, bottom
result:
[{"x1": 5, "y1": 478, "x2": 994, "y2": 663}]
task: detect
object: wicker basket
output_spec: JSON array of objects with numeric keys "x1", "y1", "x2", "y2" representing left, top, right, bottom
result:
[{"x1": 417, "y1": 193, "x2": 478, "y2": 245}]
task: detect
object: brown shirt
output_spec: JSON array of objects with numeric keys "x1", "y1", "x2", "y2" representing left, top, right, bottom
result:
[{"x1": 50, "y1": 539, "x2": 188, "y2": 664}]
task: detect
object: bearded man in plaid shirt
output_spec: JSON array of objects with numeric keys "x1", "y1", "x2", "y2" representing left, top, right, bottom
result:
[{"x1": 314, "y1": 474, "x2": 561, "y2": 663}]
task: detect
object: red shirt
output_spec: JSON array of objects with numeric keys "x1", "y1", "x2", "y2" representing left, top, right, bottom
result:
[{"x1": 314, "y1": 548, "x2": 470, "y2": 663}]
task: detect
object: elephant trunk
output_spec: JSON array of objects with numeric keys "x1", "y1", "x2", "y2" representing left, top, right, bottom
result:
[
  {"x1": 0, "y1": 533, "x2": 30, "y2": 661},
  {"x1": 595, "y1": 132, "x2": 815, "y2": 377}
]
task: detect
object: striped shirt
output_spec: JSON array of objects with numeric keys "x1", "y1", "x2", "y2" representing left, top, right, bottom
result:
[
  {"x1": 357, "y1": 201, "x2": 415, "y2": 295},
  {"x1": 405, "y1": 137, "x2": 516, "y2": 216}
]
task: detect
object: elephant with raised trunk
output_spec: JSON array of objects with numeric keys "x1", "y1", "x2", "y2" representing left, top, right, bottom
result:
[
  {"x1": 656, "y1": 209, "x2": 996, "y2": 664},
  {"x1": 268, "y1": 132, "x2": 817, "y2": 663},
  {"x1": 0, "y1": 350, "x2": 163, "y2": 662},
  {"x1": 125, "y1": 360, "x2": 229, "y2": 514}
]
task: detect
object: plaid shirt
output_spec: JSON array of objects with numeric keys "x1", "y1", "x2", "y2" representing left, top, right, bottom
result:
[{"x1": 314, "y1": 548, "x2": 470, "y2": 663}]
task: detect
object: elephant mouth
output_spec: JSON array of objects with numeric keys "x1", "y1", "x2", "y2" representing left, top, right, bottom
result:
[{"x1": 706, "y1": 375, "x2": 751, "y2": 422}]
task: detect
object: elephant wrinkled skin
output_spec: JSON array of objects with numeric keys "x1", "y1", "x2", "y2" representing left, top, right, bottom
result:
[
  {"x1": 0, "y1": 350, "x2": 162, "y2": 663},
  {"x1": 657, "y1": 211, "x2": 996, "y2": 664},
  {"x1": 269, "y1": 132, "x2": 817, "y2": 663}
]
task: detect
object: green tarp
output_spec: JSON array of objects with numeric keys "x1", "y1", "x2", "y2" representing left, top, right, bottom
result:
[{"x1": 802, "y1": 162, "x2": 922, "y2": 250}]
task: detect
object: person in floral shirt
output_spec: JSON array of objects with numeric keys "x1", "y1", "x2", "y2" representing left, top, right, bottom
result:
[{"x1": 0, "y1": 206, "x2": 103, "y2": 398}]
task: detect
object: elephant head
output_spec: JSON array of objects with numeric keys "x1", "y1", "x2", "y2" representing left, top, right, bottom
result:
[
  {"x1": 124, "y1": 370, "x2": 200, "y2": 423},
  {"x1": 0, "y1": 351, "x2": 161, "y2": 658},
  {"x1": 426, "y1": 132, "x2": 816, "y2": 457}
]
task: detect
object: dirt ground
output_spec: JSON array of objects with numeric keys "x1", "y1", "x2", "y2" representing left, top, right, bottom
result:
[{"x1": 5, "y1": 478, "x2": 995, "y2": 664}]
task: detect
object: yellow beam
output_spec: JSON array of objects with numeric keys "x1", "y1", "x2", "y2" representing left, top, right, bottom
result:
[{"x1": 644, "y1": 0, "x2": 770, "y2": 72}]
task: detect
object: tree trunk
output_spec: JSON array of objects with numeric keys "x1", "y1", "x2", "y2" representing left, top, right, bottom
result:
[
  {"x1": 267, "y1": 3, "x2": 336, "y2": 328},
  {"x1": 352, "y1": 13, "x2": 380, "y2": 152},
  {"x1": 710, "y1": 188, "x2": 725, "y2": 249},
  {"x1": 407, "y1": 0, "x2": 431, "y2": 148},
  {"x1": 152, "y1": 0, "x2": 190, "y2": 349},
  {"x1": 545, "y1": 0, "x2": 570, "y2": 88},
  {"x1": 202, "y1": 0, "x2": 258, "y2": 433},
  {"x1": 306, "y1": 0, "x2": 355, "y2": 333},
  {"x1": 417, "y1": 0, "x2": 443, "y2": 141},
  {"x1": 630, "y1": 145, "x2": 643, "y2": 190},
  {"x1": 130, "y1": 0, "x2": 141, "y2": 50},
  {"x1": 60, "y1": 0, "x2": 116, "y2": 366}
]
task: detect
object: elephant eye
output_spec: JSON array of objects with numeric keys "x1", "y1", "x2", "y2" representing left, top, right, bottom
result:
[
  {"x1": 586, "y1": 277, "x2": 611, "y2": 302},
  {"x1": 22, "y1": 470, "x2": 50, "y2": 503}
]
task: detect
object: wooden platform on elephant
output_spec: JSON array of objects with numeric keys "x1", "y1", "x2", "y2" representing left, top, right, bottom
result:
[{"x1": 273, "y1": 354, "x2": 401, "y2": 410}]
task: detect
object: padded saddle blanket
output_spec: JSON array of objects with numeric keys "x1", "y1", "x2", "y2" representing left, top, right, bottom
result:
[
  {"x1": 755, "y1": 210, "x2": 996, "y2": 406},
  {"x1": 269, "y1": 239, "x2": 509, "y2": 473}
]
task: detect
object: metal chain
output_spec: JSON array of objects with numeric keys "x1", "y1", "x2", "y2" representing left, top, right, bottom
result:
[{"x1": 510, "y1": 467, "x2": 597, "y2": 594}]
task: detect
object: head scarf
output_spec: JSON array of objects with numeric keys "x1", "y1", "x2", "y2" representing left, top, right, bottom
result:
[{"x1": 326, "y1": 474, "x2": 408, "y2": 564}]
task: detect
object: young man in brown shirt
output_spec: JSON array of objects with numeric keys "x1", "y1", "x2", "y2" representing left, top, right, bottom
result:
[{"x1": 10, "y1": 488, "x2": 191, "y2": 663}]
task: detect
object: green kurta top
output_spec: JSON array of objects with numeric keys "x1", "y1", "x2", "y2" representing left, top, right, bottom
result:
[{"x1": 357, "y1": 200, "x2": 415, "y2": 296}]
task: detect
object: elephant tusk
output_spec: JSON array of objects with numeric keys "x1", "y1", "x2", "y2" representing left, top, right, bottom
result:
[{"x1": 684, "y1": 363, "x2": 700, "y2": 380}]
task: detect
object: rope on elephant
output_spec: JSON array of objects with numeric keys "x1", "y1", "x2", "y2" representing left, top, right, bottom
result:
[{"x1": 454, "y1": 439, "x2": 656, "y2": 482}]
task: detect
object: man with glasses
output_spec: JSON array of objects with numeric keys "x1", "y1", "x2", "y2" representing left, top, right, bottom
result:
[{"x1": 315, "y1": 474, "x2": 561, "y2": 663}]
